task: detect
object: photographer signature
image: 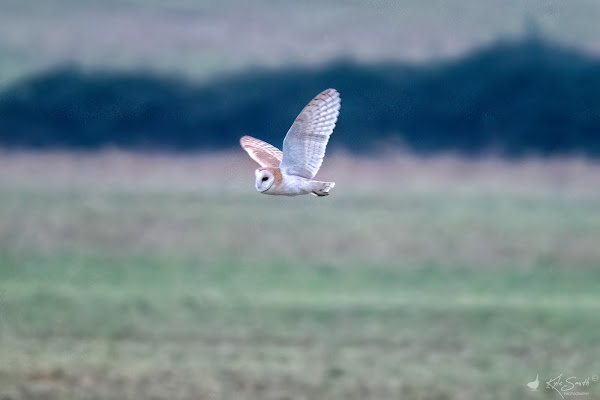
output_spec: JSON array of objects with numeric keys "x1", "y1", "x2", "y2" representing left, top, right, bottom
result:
[{"x1": 545, "y1": 374, "x2": 598, "y2": 399}]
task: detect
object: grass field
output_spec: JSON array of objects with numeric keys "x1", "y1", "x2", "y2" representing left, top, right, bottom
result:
[
  {"x1": 2, "y1": 0, "x2": 600, "y2": 87},
  {"x1": 1, "y1": 152, "x2": 599, "y2": 399}
]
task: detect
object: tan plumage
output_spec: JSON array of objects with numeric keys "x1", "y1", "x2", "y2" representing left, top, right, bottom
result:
[
  {"x1": 240, "y1": 136, "x2": 282, "y2": 167},
  {"x1": 240, "y1": 89, "x2": 341, "y2": 197}
]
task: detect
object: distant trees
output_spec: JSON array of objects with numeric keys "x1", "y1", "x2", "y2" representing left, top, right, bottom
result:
[{"x1": 1, "y1": 38, "x2": 599, "y2": 156}]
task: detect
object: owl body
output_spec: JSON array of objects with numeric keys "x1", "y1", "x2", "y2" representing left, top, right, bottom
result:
[
  {"x1": 240, "y1": 89, "x2": 341, "y2": 197},
  {"x1": 255, "y1": 167, "x2": 334, "y2": 196}
]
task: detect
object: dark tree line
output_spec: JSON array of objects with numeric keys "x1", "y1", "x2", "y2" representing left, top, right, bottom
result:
[{"x1": 1, "y1": 38, "x2": 599, "y2": 156}]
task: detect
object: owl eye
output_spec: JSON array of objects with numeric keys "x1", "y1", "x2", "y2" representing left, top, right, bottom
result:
[{"x1": 262, "y1": 176, "x2": 269, "y2": 182}]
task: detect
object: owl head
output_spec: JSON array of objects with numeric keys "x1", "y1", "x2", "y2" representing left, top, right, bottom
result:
[{"x1": 254, "y1": 168, "x2": 274, "y2": 192}]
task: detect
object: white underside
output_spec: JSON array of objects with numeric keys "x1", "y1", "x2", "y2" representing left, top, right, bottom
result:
[{"x1": 264, "y1": 174, "x2": 313, "y2": 196}]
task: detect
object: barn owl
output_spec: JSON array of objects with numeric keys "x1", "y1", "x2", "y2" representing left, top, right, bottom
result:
[{"x1": 240, "y1": 88, "x2": 341, "y2": 196}]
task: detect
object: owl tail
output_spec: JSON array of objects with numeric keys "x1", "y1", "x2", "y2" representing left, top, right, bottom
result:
[{"x1": 310, "y1": 181, "x2": 335, "y2": 196}]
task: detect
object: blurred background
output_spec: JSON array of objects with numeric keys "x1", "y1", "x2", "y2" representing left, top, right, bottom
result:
[{"x1": 1, "y1": 1, "x2": 599, "y2": 399}]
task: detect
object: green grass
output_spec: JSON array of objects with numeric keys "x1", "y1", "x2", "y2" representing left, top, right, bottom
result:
[{"x1": 1, "y1": 153, "x2": 600, "y2": 399}]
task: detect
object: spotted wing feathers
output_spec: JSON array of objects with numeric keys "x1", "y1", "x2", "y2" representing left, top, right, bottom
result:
[{"x1": 280, "y1": 89, "x2": 341, "y2": 179}]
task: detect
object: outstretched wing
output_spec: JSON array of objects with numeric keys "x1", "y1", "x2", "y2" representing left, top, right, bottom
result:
[
  {"x1": 240, "y1": 135, "x2": 283, "y2": 167},
  {"x1": 280, "y1": 89, "x2": 341, "y2": 179}
]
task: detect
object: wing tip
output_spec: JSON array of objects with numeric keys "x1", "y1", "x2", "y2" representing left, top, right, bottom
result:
[
  {"x1": 316, "y1": 89, "x2": 341, "y2": 110},
  {"x1": 322, "y1": 88, "x2": 340, "y2": 99},
  {"x1": 240, "y1": 135, "x2": 252, "y2": 147}
]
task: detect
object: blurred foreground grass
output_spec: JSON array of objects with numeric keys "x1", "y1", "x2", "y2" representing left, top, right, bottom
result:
[{"x1": 0, "y1": 152, "x2": 599, "y2": 400}]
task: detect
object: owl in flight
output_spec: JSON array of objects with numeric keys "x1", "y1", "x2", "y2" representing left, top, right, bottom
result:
[{"x1": 240, "y1": 88, "x2": 341, "y2": 197}]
